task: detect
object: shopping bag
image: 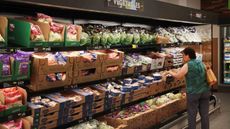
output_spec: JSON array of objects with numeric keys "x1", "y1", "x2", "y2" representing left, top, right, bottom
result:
[{"x1": 205, "y1": 65, "x2": 217, "y2": 86}]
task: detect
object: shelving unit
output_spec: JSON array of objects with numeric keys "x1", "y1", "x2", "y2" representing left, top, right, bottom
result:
[{"x1": 0, "y1": 0, "x2": 218, "y2": 129}]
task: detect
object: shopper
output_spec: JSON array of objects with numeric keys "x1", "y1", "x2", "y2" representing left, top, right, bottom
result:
[{"x1": 167, "y1": 47, "x2": 210, "y2": 129}]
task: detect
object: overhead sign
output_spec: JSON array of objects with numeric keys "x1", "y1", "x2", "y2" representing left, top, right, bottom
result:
[{"x1": 107, "y1": 0, "x2": 144, "y2": 12}]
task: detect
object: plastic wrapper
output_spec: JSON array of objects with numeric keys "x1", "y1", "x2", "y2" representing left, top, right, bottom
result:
[
  {"x1": 0, "y1": 34, "x2": 5, "y2": 42},
  {"x1": 108, "y1": 32, "x2": 121, "y2": 45},
  {"x1": 46, "y1": 72, "x2": 66, "y2": 82},
  {"x1": 80, "y1": 32, "x2": 91, "y2": 46},
  {"x1": 1, "y1": 87, "x2": 23, "y2": 107},
  {"x1": 30, "y1": 23, "x2": 45, "y2": 42},
  {"x1": 37, "y1": 13, "x2": 52, "y2": 23},
  {"x1": 101, "y1": 31, "x2": 110, "y2": 46},
  {"x1": 1, "y1": 119, "x2": 23, "y2": 129},
  {"x1": 13, "y1": 50, "x2": 33, "y2": 75},
  {"x1": 66, "y1": 24, "x2": 77, "y2": 41},
  {"x1": 67, "y1": 119, "x2": 114, "y2": 129},
  {"x1": 0, "y1": 54, "x2": 11, "y2": 76},
  {"x1": 49, "y1": 22, "x2": 64, "y2": 42},
  {"x1": 92, "y1": 33, "x2": 102, "y2": 46}
]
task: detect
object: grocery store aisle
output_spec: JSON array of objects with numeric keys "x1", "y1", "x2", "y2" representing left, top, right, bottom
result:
[{"x1": 209, "y1": 92, "x2": 230, "y2": 129}]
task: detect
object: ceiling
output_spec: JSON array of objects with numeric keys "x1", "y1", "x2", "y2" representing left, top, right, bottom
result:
[{"x1": 201, "y1": 0, "x2": 229, "y2": 17}]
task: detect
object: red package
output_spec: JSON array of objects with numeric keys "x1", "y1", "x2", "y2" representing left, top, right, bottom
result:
[
  {"x1": 37, "y1": 13, "x2": 52, "y2": 23},
  {"x1": 50, "y1": 22, "x2": 64, "y2": 34}
]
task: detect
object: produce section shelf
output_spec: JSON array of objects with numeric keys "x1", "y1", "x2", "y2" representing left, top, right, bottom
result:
[{"x1": 0, "y1": 108, "x2": 31, "y2": 123}]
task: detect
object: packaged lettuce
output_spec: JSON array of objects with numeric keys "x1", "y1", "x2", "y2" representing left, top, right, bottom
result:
[
  {"x1": 140, "y1": 33, "x2": 150, "y2": 44},
  {"x1": 80, "y1": 32, "x2": 91, "y2": 46},
  {"x1": 92, "y1": 33, "x2": 101, "y2": 46},
  {"x1": 133, "y1": 32, "x2": 140, "y2": 44},
  {"x1": 120, "y1": 31, "x2": 127, "y2": 44},
  {"x1": 101, "y1": 32, "x2": 110, "y2": 46},
  {"x1": 124, "y1": 33, "x2": 133, "y2": 45},
  {"x1": 108, "y1": 32, "x2": 121, "y2": 45}
]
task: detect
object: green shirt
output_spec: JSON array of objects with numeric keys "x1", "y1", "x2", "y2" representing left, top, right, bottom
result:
[{"x1": 185, "y1": 59, "x2": 210, "y2": 94}]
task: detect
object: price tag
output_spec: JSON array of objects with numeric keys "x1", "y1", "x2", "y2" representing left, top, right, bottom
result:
[{"x1": 132, "y1": 44, "x2": 138, "y2": 49}]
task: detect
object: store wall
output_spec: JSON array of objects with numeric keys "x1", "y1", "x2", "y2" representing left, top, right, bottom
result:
[{"x1": 158, "y1": 0, "x2": 201, "y2": 9}]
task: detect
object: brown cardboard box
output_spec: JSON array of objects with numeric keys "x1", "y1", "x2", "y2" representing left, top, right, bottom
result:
[
  {"x1": 75, "y1": 53, "x2": 103, "y2": 69},
  {"x1": 92, "y1": 105, "x2": 104, "y2": 114},
  {"x1": 101, "y1": 64, "x2": 122, "y2": 79},
  {"x1": 39, "y1": 111, "x2": 59, "y2": 124},
  {"x1": 32, "y1": 54, "x2": 74, "y2": 75},
  {"x1": 73, "y1": 65, "x2": 102, "y2": 84},
  {"x1": 90, "y1": 49, "x2": 124, "y2": 66},
  {"x1": 30, "y1": 71, "x2": 72, "y2": 91}
]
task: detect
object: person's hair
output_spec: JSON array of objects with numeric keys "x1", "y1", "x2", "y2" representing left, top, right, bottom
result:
[{"x1": 182, "y1": 47, "x2": 196, "y2": 59}]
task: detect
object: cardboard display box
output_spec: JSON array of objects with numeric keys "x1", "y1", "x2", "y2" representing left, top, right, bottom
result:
[
  {"x1": 0, "y1": 60, "x2": 13, "y2": 83},
  {"x1": 74, "y1": 52, "x2": 103, "y2": 69},
  {"x1": 0, "y1": 16, "x2": 8, "y2": 47},
  {"x1": 101, "y1": 64, "x2": 122, "y2": 79},
  {"x1": 8, "y1": 18, "x2": 65, "y2": 48},
  {"x1": 90, "y1": 49, "x2": 124, "y2": 66},
  {"x1": 30, "y1": 71, "x2": 72, "y2": 91},
  {"x1": 32, "y1": 54, "x2": 74, "y2": 75},
  {"x1": 64, "y1": 25, "x2": 82, "y2": 47},
  {"x1": 73, "y1": 66, "x2": 102, "y2": 84}
]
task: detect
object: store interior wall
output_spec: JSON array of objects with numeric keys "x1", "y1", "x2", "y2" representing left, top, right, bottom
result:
[{"x1": 157, "y1": 0, "x2": 201, "y2": 9}]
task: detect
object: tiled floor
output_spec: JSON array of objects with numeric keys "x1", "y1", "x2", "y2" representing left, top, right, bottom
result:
[{"x1": 209, "y1": 92, "x2": 230, "y2": 129}]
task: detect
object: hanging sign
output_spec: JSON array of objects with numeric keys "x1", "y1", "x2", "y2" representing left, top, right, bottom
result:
[{"x1": 106, "y1": 0, "x2": 144, "y2": 12}]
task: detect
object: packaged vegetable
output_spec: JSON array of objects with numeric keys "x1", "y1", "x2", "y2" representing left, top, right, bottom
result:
[
  {"x1": 80, "y1": 32, "x2": 91, "y2": 46},
  {"x1": 1, "y1": 119, "x2": 23, "y2": 129},
  {"x1": 13, "y1": 50, "x2": 32, "y2": 75},
  {"x1": 66, "y1": 24, "x2": 77, "y2": 41},
  {"x1": 30, "y1": 23, "x2": 45, "y2": 42},
  {"x1": 49, "y1": 22, "x2": 64, "y2": 42},
  {"x1": 37, "y1": 13, "x2": 52, "y2": 23},
  {"x1": 0, "y1": 54, "x2": 12, "y2": 76}
]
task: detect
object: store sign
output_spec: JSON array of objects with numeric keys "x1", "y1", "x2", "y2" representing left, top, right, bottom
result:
[
  {"x1": 106, "y1": 0, "x2": 144, "y2": 12},
  {"x1": 229, "y1": 0, "x2": 230, "y2": 9}
]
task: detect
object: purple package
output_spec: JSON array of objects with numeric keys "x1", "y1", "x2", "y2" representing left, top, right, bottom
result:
[
  {"x1": 0, "y1": 54, "x2": 11, "y2": 76},
  {"x1": 13, "y1": 50, "x2": 32, "y2": 75}
]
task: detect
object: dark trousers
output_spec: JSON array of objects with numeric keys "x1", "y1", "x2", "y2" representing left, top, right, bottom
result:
[{"x1": 187, "y1": 91, "x2": 210, "y2": 129}]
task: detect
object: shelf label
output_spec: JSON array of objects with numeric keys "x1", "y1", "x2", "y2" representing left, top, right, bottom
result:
[
  {"x1": 107, "y1": 0, "x2": 144, "y2": 12},
  {"x1": 132, "y1": 44, "x2": 138, "y2": 49}
]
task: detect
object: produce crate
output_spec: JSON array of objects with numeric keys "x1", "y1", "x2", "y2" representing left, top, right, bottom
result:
[
  {"x1": 122, "y1": 66, "x2": 135, "y2": 75},
  {"x1": 38, "y1": 112, "x2": 59, "y2": 124},
  {"x1": 91, "y1": 49, "x2": 124, "y2": 66},
  {"x1": 92, "y1": 105, "x2": 104, "y2": 114},
  {"x1": 93, "y1": 98, "x2": 104, "y2": 108},
  {"x1": 155, "y1": 81, "x2": 166, "y2": 94},
  {"x1": 146, "y1": 82, "x2": 158, "y2": 96},
  {"x1": 74, "y1": 52, "x2": 103, "y2": 69},
  {"x1": 37, "y1": 119, "x2": 58, "y2": 129},
  {"x1": 63, "y1": 112, "x2": 83, "y2": 124},
  {"x1": 73, "y1": 65, "x2": 101, "y2": 84},
  {"x1": 156, "y1": 100, "x2": 178, "y2": 123},
  {"x1": 28, "y1": 101, "x2": 60, "y2": 117},
  {"x1": 141, "y1": 109, "x2": 158, "y2": 129},
  {"x1": 64, "y1": 105, "x2": 83, "y2": 116},
  {"x1": 29, "y1": 71, "x2": 72, "y2": 91},
  {"x1": 32, "y1": 54, "x2": 74, "y2": 75},
  {"x1": 8, "y1": 18, "x2": 65, "y2": 48},
  {"x1": 176, "y1": 97, "x2": 187, "y2": 112},
  {"x1": 0, "y1": 16, "x2": 8, "y2": 47},
  {"x1": 97, "y1": 117, "x2": 129, "y2": 129},
  {"x1": 101, "y1": 64, "x2": 122, "y2": 79}
]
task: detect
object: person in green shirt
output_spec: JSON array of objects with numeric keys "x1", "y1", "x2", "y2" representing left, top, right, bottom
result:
[{"x1": 168, "y1": 47, "x2": 210, "y2": 129}]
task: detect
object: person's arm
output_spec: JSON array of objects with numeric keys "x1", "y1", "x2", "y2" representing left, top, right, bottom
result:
[{"x1": 169, "y1": 63, "x2": 188, "y2": 79}]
